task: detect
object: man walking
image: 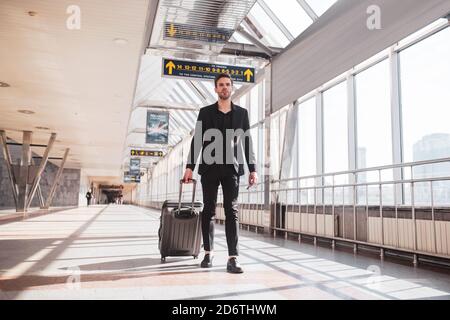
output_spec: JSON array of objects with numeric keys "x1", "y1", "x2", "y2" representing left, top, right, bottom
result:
[{"x1": 182, "y1": 73, "x2": 257, "y2": 273}]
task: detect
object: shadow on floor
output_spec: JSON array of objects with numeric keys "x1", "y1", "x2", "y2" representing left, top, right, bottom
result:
[
  {"x1": 63, "y1": 258, "x2": 167, "y2": 271},
  {"x1": 0, "y1": 261, "x2": 219, "y2": 292}
]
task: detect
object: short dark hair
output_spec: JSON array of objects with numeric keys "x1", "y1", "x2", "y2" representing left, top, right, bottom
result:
[{"x1": 214, "y1": 73, "x2": 233, "y2": 88}]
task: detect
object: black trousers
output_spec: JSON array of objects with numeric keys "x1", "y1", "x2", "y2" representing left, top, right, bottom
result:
[{"x1": 200, "y1": 165, "x2": 240, "y2": 256}]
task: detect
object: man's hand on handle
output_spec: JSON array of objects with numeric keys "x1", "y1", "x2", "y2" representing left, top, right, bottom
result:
[{"x1": 182, "y1": 168, "x2": 193, "y2": 183}]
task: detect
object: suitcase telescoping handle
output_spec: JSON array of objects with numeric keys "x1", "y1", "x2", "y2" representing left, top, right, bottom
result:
[{"x1": 178, "y1": 179, "x2": 197, "y2": 212}]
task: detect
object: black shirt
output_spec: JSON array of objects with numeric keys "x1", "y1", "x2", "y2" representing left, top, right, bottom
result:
[{"x1": 215, "y1": 107, "x2": 236, "y2": 174}]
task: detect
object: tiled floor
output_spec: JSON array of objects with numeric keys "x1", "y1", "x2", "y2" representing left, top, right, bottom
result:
[
  {"x1": 0, "y1": 205, "x2": 449, "y2": 300},
  {"x1": 0, "y1": 207, "x2": 71, "y2": 223}
]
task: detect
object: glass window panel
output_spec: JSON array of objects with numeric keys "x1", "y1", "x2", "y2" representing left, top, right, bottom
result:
[
  {"x1": 203, "y1": 81, "x2": 217, "y2": 99},
  {"x1": 401, "y1": 28, "x2": 450, "y2": 163},
  {"x1": 178, "y1": 81, "x2": 202, "y2": 104},
  {"x1": 270, "y1": 111, "x2": 280, "y2": 177},
  {"x1": 178, "y1": 90, "x2": 194, "y2": 104},
  {"x1": 230, "y1": 31, "x2": 253, "y2": 44},
  {"x1": 400, "y1": 27, "x2": 450, "y2": 205},
  {"x1": 306, "y1": 0, "x2": 337, "y2": 16},
  {"x1": 259, "y1": 81, "x2": 265, "y2": 122},
  {"x1": 250, "y1": 84, "x2": 259, "y2": 126},
  {"x1": 323, "y1": 81, "x2": 348, "y2": 179},
  {"x1": 259, "y1": 121, "x2": 266, "y2": 176},
  {"x1": 247, "y1": 2, "x2": 289, "y2": 48},
  {"x1": 355, "y1": 58, "x2": 394, "y2": 205},
  {"x1": 238, "y1": 94, "x2": 247, "y2": 110},
  {"x1": 298, "y1": 98, "x2": 316, "y2": 176},
  {"x1": 355, "y1": 59, "x2": 392, "y2": 169},
  {"x1": 279, "y1": 108, "x2": 288, "y2": 166},
  {"x1": 263, "y1": 0, "x2": 313, "y2": 38},
  {"x1": 168, "y1": 91, "x2": 182, "y2": 104},
  {"x1": 249, "y1": 126, "x2": 259, "y2": 172}
]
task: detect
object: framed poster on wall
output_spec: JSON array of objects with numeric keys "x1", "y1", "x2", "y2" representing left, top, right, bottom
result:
[
  {"x1": 146, "y1": 111, "x2": 169, "y2": 144},
  {"x1": 130, "y1": 158, "x2": 140, "y2": 175}
]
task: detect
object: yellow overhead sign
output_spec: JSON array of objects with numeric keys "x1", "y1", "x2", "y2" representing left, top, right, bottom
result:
[
  {"x1": 130, "y1": 150, "x2": 164, "y2": 157},
  {"x1": 163, "y1": 22, "x2": 234, "y2": 44},
  {"x1": 162, "y1": 58, "x2": 255, "y2": 83}
]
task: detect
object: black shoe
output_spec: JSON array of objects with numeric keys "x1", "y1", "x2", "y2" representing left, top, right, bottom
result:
[
  {"x1": 227, "y1": 257, "x2": 243, "y2": 274},
  {"x1": 200, "y1": 254, "x2": 213, "y2": 268}
]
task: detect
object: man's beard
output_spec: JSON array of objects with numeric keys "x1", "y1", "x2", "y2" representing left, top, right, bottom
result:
[{"x1": 218, "y1": 91, "x2": 231, "y2": 100}]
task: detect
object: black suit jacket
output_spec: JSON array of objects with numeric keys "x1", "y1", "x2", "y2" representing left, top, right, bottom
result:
[{"x1": 186, "y1": 102, "x2": 256, "y2": 176}]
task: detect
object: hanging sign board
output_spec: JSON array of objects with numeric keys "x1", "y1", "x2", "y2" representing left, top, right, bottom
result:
[
  {"x1": 164, "y1": 22, "x2": 234, "y2": 44},
  {"x1": 129, "y1": 158, "x2": 140, "y2": 175},
  {"x1": 162, "y1": 58, "x2": 255, "y2": 83},
  {"x1": 130, "y1": 150, "x2": 164, "y2": 157}
]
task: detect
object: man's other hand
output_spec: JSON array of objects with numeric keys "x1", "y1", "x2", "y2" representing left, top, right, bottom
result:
[
  {"x1": 248, "y1": 172, "x2": 258, "y2": 187},
  {"x1": 182, "y1": 168, "x2": 193, "y2": 183}
]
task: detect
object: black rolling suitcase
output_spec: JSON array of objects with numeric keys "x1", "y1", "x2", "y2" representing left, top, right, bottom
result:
[{"x1": 158, "y1": 179, "x2": 203, "y2": 262}]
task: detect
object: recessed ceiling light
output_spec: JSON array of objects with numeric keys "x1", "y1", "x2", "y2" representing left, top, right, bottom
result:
[
  {"x1": 113, "y1": 38, "x2": 128, "y2": 46},
  {"x1": 35, "y1": 126, "x2": 50, "y2": 130},
  {"x1": 0, "y1": 82, "x2": 10, "y2": 87},
  {"x1": 18, "y1": 109, "x2": 35, "y2": 114}
]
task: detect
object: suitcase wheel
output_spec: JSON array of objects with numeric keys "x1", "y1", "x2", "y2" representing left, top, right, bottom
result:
[
  {"x1": 193, "y1": 255, "x2": 198, "y2": 259},
  {"x1": 161, "y1": 256, "x2": 166, "y2": 263}
]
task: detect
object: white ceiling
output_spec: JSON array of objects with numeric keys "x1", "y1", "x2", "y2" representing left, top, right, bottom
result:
[{"x1": 0, "y1": 0, "x2": 152, "y2": 178}]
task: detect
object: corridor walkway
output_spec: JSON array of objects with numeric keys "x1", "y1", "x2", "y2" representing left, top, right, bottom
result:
[{"x1": 0, "y1": 205, "x2": 449, "y2": 300}]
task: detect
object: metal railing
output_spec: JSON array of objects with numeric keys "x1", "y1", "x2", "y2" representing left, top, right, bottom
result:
[
  {"x1": 137, "y1": 158, "x2": 450, "y2": 263},
  {"x1": 217, "y1": 181, "x2": 267, "y2": 231},
  {"x1": 137, "y1": 185, "x2": 202, "y2": 209},
  {"x1": 270, "y1": 157, "x2": 450, "y2": 263}
]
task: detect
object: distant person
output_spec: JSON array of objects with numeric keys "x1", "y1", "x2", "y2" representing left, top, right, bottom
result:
[{"x1": 86, "y1": 190, "x2": 92, "y2": 206}]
